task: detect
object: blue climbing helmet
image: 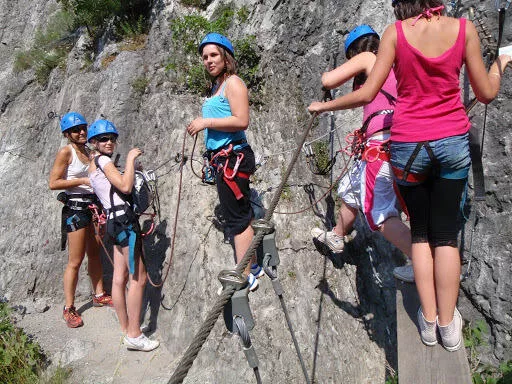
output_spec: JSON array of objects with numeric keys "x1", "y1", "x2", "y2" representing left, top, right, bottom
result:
[
  {"x1": 87, "y1": 119, "x2": 119, "y2": 142},
  {"x1": 60, "y1": 112, "x2": 87, "y2": 132},
  {"x1": 344, "y1": 25, "x2": 380, "y2": 55},
  {"x1": 198, "y1": 32, "x2": 235, "y2": 58}
]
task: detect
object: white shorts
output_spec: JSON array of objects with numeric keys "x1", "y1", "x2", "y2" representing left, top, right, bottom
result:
[{"x1": 338, "y1": 147, "x2": 401, "y2": 231}]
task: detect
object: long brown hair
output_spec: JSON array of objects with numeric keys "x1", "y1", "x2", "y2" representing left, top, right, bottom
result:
[
  {"x1": 393, "y1": 0, "x2": 446, "y2": 20},
  {"x1": 346, "y1": 34, "x2": 381, "y2": 90},
  {"x1": 204, "y1": 44, "x2": 238, "y2": 96}
]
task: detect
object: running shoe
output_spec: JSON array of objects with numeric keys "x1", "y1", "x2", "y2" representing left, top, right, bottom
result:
[
  {"x1": 393, "y1": 263, "x2": 415, "y2": 283},
  {"x1": 311, "y1": 227, "x2": 345, "y2": 253},
  {"x1": 438, "y1": 307, "x2": 463, "y2": 352},
  {"x1": 123, "y1": 334, "x2": 160, "y2": 352},
  {"x1": 92, "y1": 292, "x2": 113, "y2": 307},
  {"x1": 417, "y1": 307, "x2": 438, "y2": 346},
  {"x1": 250, "y1": 263, "x2": 265, "y2": 279},
  {"x1": 63, "y1": 306, "x2": 83, "y2": 328}
]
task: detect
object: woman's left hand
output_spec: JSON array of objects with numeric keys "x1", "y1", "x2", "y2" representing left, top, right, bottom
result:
[{"x1": 187, "y1": 118, "x2": 207, "y2": 136}]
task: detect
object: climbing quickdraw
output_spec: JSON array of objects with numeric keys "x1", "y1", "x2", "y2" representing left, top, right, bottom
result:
[{"x1": 202, "y1": 155, "x2": 216, "y2": 184}]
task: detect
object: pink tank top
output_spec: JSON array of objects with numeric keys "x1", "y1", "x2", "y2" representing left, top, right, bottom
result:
[
  {"x1": 362, "y1": 70, "x2": 397, "y2": 138},
  {"x1": 391, "y1": 18, "x2": 470, "y2": 142}
]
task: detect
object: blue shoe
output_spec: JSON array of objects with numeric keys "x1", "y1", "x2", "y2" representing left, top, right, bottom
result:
[
  {"x1": 247, "y1": 273, "x2": 259, "y2": 292},
  {"x1": 250, "y1": 263, "x2": 265, "y2": 279}
]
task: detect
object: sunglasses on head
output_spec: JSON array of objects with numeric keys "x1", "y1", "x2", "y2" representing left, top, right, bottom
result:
[
  {"x1": 96, "y1": 135, "x2": 117, "y2": 143},
  {"x1": 68, "y1": 125, "x2": 87, "y2": 134}
]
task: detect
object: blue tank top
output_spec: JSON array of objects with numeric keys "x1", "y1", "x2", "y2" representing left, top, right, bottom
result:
[{"x1": 202, "y1": 76, "x2": 247, "y2": 151}]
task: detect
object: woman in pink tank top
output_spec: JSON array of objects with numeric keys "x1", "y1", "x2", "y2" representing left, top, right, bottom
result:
[
  {"x1": 309, "y1": 0, "x2": 511, "y2": 352},
  {"x1": 309, "y1": 25, "x2": 414, "y2": 284}
]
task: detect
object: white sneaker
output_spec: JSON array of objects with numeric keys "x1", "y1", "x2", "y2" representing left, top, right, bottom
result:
[
  {"x1": 417, "y1": 307, "x2": 438, "y2": 346},
  {"x1": 123, "y1": 334, "x2": 160, "y2": 352},
  {"x1": 247, "y1": 273, "x2": 259, "y2": 292},
  {"x1": 393, "y1": 263, "x2": 415, "y2": 283},
  {"x1": 438, "y1": 307, "x2": 463, "y2": 352},
  {"x1": 250, "y1": 263, "x2": 265, "y2": 279},
  {"x1": 311, "y1": 227, "x2": 345, "y2": 253}
]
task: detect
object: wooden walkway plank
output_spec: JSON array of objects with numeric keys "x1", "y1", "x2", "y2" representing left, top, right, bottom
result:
[{"x1": 396, "y1": 280, "x2": 472, "y2": 384}]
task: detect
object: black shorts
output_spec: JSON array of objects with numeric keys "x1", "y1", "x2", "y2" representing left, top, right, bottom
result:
[
  {"x1": 62, "y1": 206, "x2": 93, "y2": 233},
  {"x1": 214, "y1": 145, "x2": 256, "y2": 237}
]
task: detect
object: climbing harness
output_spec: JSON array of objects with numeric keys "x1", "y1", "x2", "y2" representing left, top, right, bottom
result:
[
  {"x1": 57, "y1": 192, "x2": 100, "y2": 250},
  {"x1": 343, "y1": 109, "x2": 394, "y2": 160}
]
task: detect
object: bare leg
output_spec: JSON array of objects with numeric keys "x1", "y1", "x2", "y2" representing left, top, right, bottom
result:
[
  {"x1": 126, "y1": 251, "x2": 147, "y2": 338},
  {"x1": 64, "y1": 228, "x2": 87, "y2": 307},
  {"x1": 85, "y1": 224, "x2": 105, "y2": 295},
  {"x1": 234, "y1": 224, "x2": 255, "y2": 275},
  {"x1": 112, "y1": 245, "x2": 129, "y2": 333},
  {"x1": 412, "y1": 242, "x2": 437, "y2": 322},
  {"x1": 379, "y1": 216, "x2": 412, "y2": 257},
  {"x1": 434, "y1": 246, "x2": 461, "y2": 325},
  {"x1": 332, "y1": 203, "x2": 358, "y2": 237}
]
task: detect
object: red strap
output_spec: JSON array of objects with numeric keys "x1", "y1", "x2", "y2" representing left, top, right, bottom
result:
[
  {"x1": 392, "y1": 166, "x2": 428, "y2": 183},
  {"x1": 222, "y1": 170, "x2": 250, "y2": 200}
]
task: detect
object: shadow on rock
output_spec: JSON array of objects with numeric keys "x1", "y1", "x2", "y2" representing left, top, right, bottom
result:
[
  {"x1": 312, "y1": 215, "x2": 401, "y2": 379},
  {"x1": 140, "y1": 219, "x2": 170, "y2": 335}
]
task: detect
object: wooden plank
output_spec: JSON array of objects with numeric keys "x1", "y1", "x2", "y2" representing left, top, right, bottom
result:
[{"x1": 396, "y1": 280, "x2": 472, "y2": 384}]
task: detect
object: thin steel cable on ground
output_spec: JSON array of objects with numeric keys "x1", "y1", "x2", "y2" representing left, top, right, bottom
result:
[
  {"x1": 277, "y1": 292, "x2": 311, "y2": 384},
  {"x1": 168, "y1": 113, "x2": 318, "y2": 384}
]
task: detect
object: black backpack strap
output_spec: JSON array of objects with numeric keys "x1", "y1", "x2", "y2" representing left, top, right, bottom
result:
[
  {"x1": 361, "y1": 109, "x2": 394, "y2": 135},
  {"x1": 94, "y1": 155, "x2": 121, "y2": 219},
  {"x1": 379, "y1": 89, "x2": 397, "y2": 105}
]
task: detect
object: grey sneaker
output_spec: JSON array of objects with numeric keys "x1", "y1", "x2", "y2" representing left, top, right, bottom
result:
[
  {"x1": 417, "y1": 307, "x2": 438, "y2": 346},
  {"x1": 393, "y1": 263, "x2": 415, "y2": 283},
  {"x1": 311, "y1": 228, "x2": 345, "y2": 253},
  {"x1": 123, "y1": 334, "x2": 160, "y2": 352},
  {"x1": 438, "y1": 307, "x2": 463, "y2": 352}
]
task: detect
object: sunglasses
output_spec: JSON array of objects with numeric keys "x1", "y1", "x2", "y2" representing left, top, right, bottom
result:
[
  {"x1": 96, "y1": 135, "x2": 117, "y2": 143},
  {"x1": 68, "y1": 125, "x2": 87, "y2": 134}
]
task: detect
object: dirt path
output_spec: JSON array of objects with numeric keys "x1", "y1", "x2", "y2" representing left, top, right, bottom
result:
[{"x1": 18, "y1": 299, "x2": 176, "y2": 384}]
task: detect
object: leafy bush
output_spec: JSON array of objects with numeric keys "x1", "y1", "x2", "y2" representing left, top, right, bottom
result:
[
  {"x1": 13, "y1": 10, "x2": 74, "y2": 84},
  {"x1": 179, "y1": 0, "x2": 213, "y2": 9},
  {"x1": 0, "y1": 302, "x2": 43, "y2": 383},
  {"x1": 463, "y1": 320, "x2": 512, "y2": 384},
  {"x1": 131, "y1": 75, "x2": 149, "y2": 94},
  {"x1": 57, "y1": 0, "x2": 149, "y2": 40},
  {"x1": 167, "y1": 6, "x2": 263, "y2": 100},
  {"x1": 312, "y1": 140, "x2": 331, "y2": 174}
]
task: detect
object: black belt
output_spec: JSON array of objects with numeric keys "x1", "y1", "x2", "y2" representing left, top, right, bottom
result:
[{"x1": 66, "y1": 200, "x2": 94, "y2": 210}]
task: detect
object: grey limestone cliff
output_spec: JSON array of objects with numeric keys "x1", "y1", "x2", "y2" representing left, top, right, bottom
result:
[{"x1": 0, "y1": 0, "x2": 510, "y2": 382}]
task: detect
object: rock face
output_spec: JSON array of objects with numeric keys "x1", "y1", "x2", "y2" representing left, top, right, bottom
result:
[{"x1": 0, "y1": 0, "x2": 510, "y2": 382}]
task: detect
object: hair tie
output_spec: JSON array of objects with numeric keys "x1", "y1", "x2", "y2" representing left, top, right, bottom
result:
[{"x1": 412, "y1": 5, "x2": 445, "y2": 25}]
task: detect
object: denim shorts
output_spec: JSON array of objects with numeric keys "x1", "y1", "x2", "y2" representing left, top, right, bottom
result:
[{"x1": 390, "y1": 133, "x2": 471, "y2": 186}]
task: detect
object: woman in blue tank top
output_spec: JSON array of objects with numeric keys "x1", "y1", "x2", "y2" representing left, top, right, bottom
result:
[{"x1": 187, "y1": 33, "x2": 262, "y2": 291}]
